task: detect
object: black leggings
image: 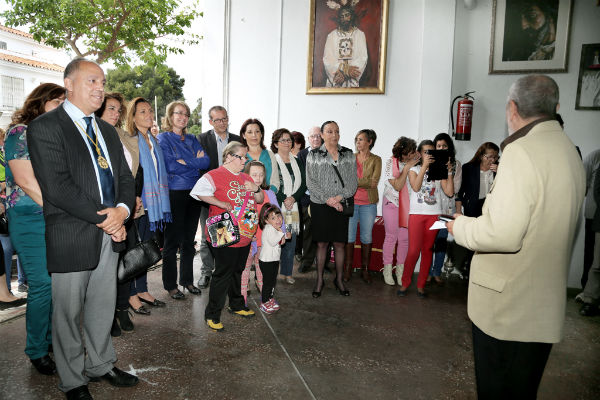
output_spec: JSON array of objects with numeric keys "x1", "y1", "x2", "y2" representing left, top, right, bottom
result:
[{"x1": 259, "y1": 260, "x2": 279, "y2": 303}]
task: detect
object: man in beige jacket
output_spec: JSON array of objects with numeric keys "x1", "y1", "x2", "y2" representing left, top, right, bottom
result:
[{"x1": 448, "y1": 75, "x2": 585, "y2": 399}]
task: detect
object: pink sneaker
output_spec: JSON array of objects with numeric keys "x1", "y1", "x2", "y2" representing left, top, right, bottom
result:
[
  {"x1": 269, "y1": 298, "x2": 280, "y2": 311},
  {"x1": 260, "y1": 301, "x2": 275, "y2": 314}
]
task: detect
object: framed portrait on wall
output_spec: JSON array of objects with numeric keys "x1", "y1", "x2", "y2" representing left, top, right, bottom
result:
[
  {"x1": 575, "y1": 43, "x2": 600, "y2": 110},
  {"x1": 489, "y1": 0, "x2": 573, "y2": 74},
  {"x1": 306, "y1": 0, "x2": 389, "y2": 94}
]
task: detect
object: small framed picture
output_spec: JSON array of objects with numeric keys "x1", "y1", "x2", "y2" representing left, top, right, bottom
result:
[
  {"x1": 575, "y1": 43, "x2": 600, "y2": 110},
  {"x1": 489, "y1": 0, "x2": 573, "y2": 74}
]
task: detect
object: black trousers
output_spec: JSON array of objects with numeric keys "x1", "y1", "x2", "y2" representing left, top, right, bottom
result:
[
  {"x1": 162, "y1": 189, "x2": 201, "y2": 291},
  {"x1": 259, "y1": 260, "x2": 279, "y2": 303},
  {"x1": 204, "y1": 244, "x2": 250, "y2": 321},
  {"x1": 300, "y1": 204, "x2": 317, "y2": 268},
  {"x1": 472, "y1": 323, "x2": 552, "y2": 400},
  {"x1": 583, "y1": 218, "x2": 596, "y2": 288}
]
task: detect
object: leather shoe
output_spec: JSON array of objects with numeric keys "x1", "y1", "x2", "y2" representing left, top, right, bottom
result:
[
  {"x1": 30, "y1": 354, "x2": 56, "y2": 375},
  {"x1": 130, "y1": 304, "x2": 151, "y2": 315},
  {"x1": 580, "y1": 303, "x2": 600, "y2": 316},
  {"x1": 90, "y1": 367, "x2": 139, "y2": 387},
  {"x1": 139, "y1": 298, "x2": 166, "y2": 307},
  {"x1": 184, "y1": 285, "x2": 201, "y2": 295},
  {"x1": 198, "y1": 275, "x2": 211, "y2": 289},
  {"x1": 65, "y1": 385, "x2": 93, "y2": 400},
  {"x1": 169, "y1": 289, "x2": 185, "y2": 300}
]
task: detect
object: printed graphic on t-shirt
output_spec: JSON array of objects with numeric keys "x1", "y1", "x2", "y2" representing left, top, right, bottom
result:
[
  {"x1": 417, "y1": 172, "x2": 437, "y2": 206},
  {"x1": 228, "y1": 180, "x2": 258, "y2": 238}
]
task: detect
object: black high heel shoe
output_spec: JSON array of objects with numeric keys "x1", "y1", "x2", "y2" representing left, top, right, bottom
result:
[
  {"x1": 333, "y1": 279, "x2": 350, "y2": 296},
  {"x1": 312, "y1": 281, "x2": 324, "y2": 298}
]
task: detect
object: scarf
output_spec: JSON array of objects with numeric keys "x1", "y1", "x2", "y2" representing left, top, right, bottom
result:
[
  {"x1": 393, "y1": 158, "x2": 410, "y2": 228},
  {"x1": 138, "y1": 131, "x2": 172, "y2": 231},
  {"x1": 275, "y1": 153, "x2": 301, "y2": 234}
]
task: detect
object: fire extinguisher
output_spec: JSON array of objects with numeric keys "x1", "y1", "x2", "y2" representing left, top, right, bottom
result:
[{"x1": 450, "y1": 91, "x2": 475, "y2": 141}]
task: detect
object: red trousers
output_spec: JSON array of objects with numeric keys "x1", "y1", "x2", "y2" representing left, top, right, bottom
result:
[{"x1": 401, "y1": 214, "x2": 439, "y2": 289}]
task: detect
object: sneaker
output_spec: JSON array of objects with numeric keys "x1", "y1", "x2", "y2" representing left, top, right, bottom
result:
[
  {"x1": 206, "y1": 319, "x2": 224, "y2": 331},
  {"x1": 269, "y1": 298, "x2": 280, "y2": 311},
  {"x1": 227, "y1": 307, "x2": 255, "y2": 318},
  {"x1": 260, "y1": 302, "x2": 275, "y2": 314},
  {"x1": 18, "y1": 283, "x2": 28, "y2": 293},
  {"x1": 285, "y1": 276, "x2": 295, "y2": 285},
  {"x1": 575, "y1": 292, "x2": 584, "y2": 303}
]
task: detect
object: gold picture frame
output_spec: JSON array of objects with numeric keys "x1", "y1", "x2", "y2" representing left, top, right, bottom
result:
[{"x1": 306, "y1": 0, "x2": 389, "y2": 94}]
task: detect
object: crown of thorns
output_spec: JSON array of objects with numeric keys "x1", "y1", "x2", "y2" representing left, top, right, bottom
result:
[{"x1": 326, "y1": 0, "x2": 360, "y2": 10}]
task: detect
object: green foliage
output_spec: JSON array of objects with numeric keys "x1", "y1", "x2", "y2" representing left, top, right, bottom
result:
[
  {"x1": 2, "y1": 0, "x2": 202, "y2": 65},
  {"x1": 188, "y1": 97, "x2": 202, "y2": 134},
  {"x1": 106, "y1": 63, "x2": 185, "y2": 123}
]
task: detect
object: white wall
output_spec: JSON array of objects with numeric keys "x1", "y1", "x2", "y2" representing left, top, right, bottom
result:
[
  {"x1": 202, "y1": 0, "x2": 457, "y2": 204},
  {"x1": 201, "y1": 0, "x2": 599, "y2": 285},
  {"x1": 451, "y1": 0, "x2": 600, "y2": 288}
]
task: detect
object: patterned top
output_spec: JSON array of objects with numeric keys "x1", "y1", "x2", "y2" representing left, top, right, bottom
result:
[
  {"x1": 306, "y1": 143, "x2": 357, "y2": 204},
  {"x1": 4, "y1": 124, "x2": 42, "y2": 212}
]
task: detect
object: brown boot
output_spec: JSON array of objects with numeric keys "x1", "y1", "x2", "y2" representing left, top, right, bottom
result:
[
  {"x1": 343, "y1": 243, "x2": 354, "y2": 282},
  {"x1": 361, "y1": 244, "x2": 373, "y2": 284}
]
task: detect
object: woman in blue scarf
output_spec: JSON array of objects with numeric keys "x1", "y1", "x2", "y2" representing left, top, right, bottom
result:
[{"x1": 125, "y1": 98, "x2": 172, "y2": 314}]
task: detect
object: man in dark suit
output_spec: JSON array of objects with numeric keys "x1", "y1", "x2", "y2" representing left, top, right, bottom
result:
[
  {"x1": 297, "y1": 126, "x2": 322, "y2": 272},
  {"x1": 195, "y1": 106, "x2": 241, "y2": 288},
  {"x1": 28, "y1": 58, "x2": 137, "y2": 400}
]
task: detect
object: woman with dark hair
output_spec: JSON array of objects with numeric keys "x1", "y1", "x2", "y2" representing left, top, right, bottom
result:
[
  {"x1": 158, "y1": 101, "x2": 209, "y2": 298},
  {"x1": 239, "y1": 118, "x2": 279, "y2": 193},
  {"x1": 344, "y1": 129, "x2": 381, "y2": 284},
  {"x1": 306, "y1": 121, "x2": 357, "y2": 297},
  {"x1": 271, "y1": 128, "x2": 306, "y2": 284},
  {"x1": 428, "y1": 133, "x2": 462, "y2": 284},
  {"x1": 290, "y1": 131, "x2": 305, "y2": 157},
  {"x1": 125, "y1": 97, "x2": 172, "y2": 308},
  {"x1": 397, "y1": 140, "x2": 454, "y2": 298},
  {"x1": 381, "y1": 137, "x2": 419, "y2": 285},
  {"x1": 190, "y1": 141, "x2": 263, "y2": 331},
  {"x1": 453, "y1": 142, "x2": 500, "y2": 275},
  {"x1": 100, "y1": 92, "x2": 144, "y2": 336},
  {"x1": 4, "y1": 82, "x2": 65, "y2": 375}
]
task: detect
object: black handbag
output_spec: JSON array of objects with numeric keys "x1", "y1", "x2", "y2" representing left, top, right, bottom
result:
[
  {"x1": 117, "y1": 222, "x2": 162, "y2": 283},
  {"x1": 331, "y1": 164, "x2": 355, "y2": 217}
]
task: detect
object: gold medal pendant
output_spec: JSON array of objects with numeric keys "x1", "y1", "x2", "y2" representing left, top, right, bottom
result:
[{"x1": 97, "y1": 156, "x2": 109, "y2": 169}]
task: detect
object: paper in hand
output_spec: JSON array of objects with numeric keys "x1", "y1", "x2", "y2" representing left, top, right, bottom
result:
[{"x1": 429, "y1": 220, "x2": 447, "y2": 230}]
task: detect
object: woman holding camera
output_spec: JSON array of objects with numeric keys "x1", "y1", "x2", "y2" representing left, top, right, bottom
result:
[{"x1": 397, "y1": 140, "x2": 454, "y2": 298}]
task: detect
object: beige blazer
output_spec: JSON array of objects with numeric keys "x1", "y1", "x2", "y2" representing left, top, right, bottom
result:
[{"x1": 453, "y1": 120, "x2": 585, "y2": 343}]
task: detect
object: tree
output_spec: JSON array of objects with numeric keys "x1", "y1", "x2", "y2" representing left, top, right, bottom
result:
[
  {"x1": 106, "y1": 63, "x2": 185, "y2": 123},
  {"x1": 188, "y1": 97, "x2": 202, "y2": 135},
  {"x1": 2, "y1": 0, "x2": 202, "y2": 65}
]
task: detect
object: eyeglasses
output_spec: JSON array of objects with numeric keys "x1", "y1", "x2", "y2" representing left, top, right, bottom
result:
[
  {"x1": 483, "y1": 154, "x2": 499, "y2": 161},
  {"x1": 212, "y1": 117, "x2": 229, "y2": 124},
  {"x1": 173, "y1": 111, "x2": 190, "y2": 117},
  {"x1": 278, "y1": 139, "x2": 292, "y2": 143},
  {"x1": 231, "y1": 154, "x2": 247, "y2": 161}
]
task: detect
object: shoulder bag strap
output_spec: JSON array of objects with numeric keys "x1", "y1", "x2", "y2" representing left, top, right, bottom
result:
[{"x1": 331, "y1": 164, "x2": 345, "y2": 188}]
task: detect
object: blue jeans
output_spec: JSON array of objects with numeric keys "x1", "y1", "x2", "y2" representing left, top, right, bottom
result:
[
  {"x1": 279, "y1": 231, "x2": 297, "y2": 277},
  {"x1": 1, "y1": 234, "x2": 25, "y2": 287},
  {"x1": 429, "y1": 228, "x2": 448, "y2": 277},
  {"x1": 347, "y1": 203, "x2": 377, "y2": 244}
]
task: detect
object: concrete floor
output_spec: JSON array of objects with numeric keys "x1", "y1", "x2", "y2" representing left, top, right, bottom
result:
[{"x1": 1, "y1": 257, "x2": 599, "y2": 400}]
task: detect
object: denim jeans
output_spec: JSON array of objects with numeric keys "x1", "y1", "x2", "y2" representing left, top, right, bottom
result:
[
  {"x1": 429, "y1": 228, "x2": 448, "y2": 277},
  {"x1": 1, "y1": 234, "x2": 25, "y2": 288},
  {"x1": 347, "y1": 203, "x2": 377, "y2": 244},
  {"x1": 279, "y1": 231, "x2": 297, "y2": 277}
]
